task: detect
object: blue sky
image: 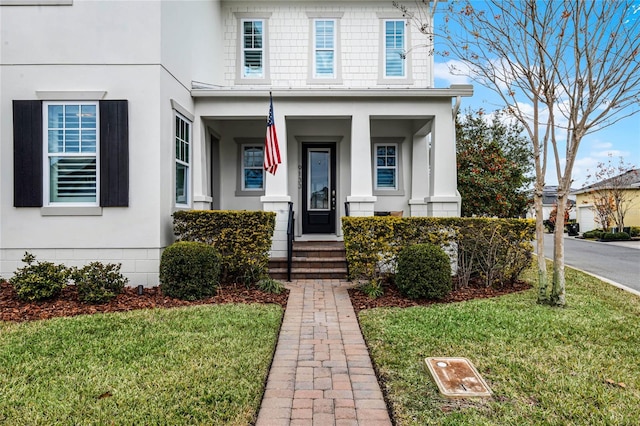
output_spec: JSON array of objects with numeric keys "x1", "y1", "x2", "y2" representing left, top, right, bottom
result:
[{"x1": 430, "y1": 1, "x2": 640, "y2": 189}]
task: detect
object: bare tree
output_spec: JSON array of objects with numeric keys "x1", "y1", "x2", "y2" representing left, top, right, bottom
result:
[
  {"x1": 584, "y1": 157, "x2": 639, "y2": 233},
  {"x1": 397, "y1": 0, "x2": 640, "y2": 306}
]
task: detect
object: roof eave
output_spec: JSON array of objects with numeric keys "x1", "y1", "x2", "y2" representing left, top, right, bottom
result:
[{"x1": 191, "y1": 84, "x2": 474, "y2": 98}]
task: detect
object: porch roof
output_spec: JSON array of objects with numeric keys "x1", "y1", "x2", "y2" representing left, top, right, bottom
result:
[{"x1": 191, "y1": 84, "x2": 473, "y2": 99}]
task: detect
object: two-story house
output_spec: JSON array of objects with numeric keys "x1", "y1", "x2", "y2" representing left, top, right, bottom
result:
[{"x1": 0, "y1": 0, "x2": 472, "y2": 286}]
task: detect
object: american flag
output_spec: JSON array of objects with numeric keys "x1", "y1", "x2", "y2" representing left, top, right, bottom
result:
[{"x1": 264, "y1": 93, "x2": 281, "y2": 175}]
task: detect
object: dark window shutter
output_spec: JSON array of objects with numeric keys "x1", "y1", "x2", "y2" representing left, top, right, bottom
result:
[
  {"x1": 13, "y1": 100, "x2": 43, "y2": 207},
  {"x1": 100, "y1": 100, "x2": 129, "y2": 207}
]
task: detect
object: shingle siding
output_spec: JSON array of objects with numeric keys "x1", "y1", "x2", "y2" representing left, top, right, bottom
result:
[{"x1": 222, "y1": 2, "x2": 431, "y2": 88}]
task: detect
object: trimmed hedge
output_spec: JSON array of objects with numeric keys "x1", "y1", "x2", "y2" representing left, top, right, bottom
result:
[
  {"x1": 582, "y1": 229, "x2": 604, "y2": 239},
  {"x1": 396, "y1": 243, "x2": 452, "y2": 299},
  {"x1": 602, "y1": 232, "x2": 631, "y2": 241},
  {"x1": 342, "y1": 217, "x2": 534, "y2": 288},
  {"x1": 341, "y1": 216, "x2": 455, "y2": 282},
  {"x1": 173, "y1": 210, "x2": 276, "y2": 283},
  {"x1": 160, "y1": 241, "x2": 221, "y2": 300}
]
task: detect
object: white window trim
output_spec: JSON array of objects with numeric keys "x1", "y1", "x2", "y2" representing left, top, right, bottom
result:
[
  {"x1": 307, "y1": 12, "x2": 343, "y2": 84},
  {"x1": 377, "y1": 17, "x2": 413, "y2": 85},
  {"x1": 234, "y1": 12, "x2": 272, "y2": 85},
  {"x1": 313, "y1": 19, "x2": 336, "y2": 79},
  {"x1": 43, "y1": 101, "x2": 100, "y2": 207},
  {"x1": 372, "y1": 138, "x2": 405, "y2": 196},
  {"x1": 174, "y1": 112, "x2": 191, "y2": 208},
  {"x1": 235, "y1": 138, "x2": 265, "y2": 196}
]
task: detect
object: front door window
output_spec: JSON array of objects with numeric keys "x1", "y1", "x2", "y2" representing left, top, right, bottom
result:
[{"x1": 308, "y1": 149, "x2": 330, "y2": 210}]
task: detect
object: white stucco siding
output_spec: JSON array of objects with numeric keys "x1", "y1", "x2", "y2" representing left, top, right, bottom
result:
[
  {"x1": 161, "y1": 0, "x2": 224, "y2": 88},
  {"x1": 0, "y1": 1, "x2": 162, "y2": 65},
  {"x1": 0, "y1": 64, "x2": 170, "y2": 286},
  {"x1": 221, "y1": 1, "x2": 432, "y2": 88}
]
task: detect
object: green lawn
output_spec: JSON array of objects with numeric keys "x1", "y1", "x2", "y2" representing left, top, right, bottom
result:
[
  {"x1": 358, "y1": 266, "x2": 640, "y2": 425},
  {"x1": 0, "y1": 304, "x2": 283, "y2": 425}
]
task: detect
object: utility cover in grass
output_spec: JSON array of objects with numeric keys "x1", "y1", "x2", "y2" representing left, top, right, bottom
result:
[{"x1": 425, "y1": 357, "x2": 492, "y2": 398}]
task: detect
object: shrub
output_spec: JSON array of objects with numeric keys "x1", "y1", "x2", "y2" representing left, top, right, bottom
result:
[
  {"x1": 582, "y1": 229, "x2": 604, "y2": 239},
  {"x1": 360, "y1": 279, "x2": 384, "y2": 299},
  {"x1": 10, "y1": 252, "x2": 69, "y2": 302},
  {"x1": 629, "y1": 227, "x2": 640, "y2": 238},
  {"x1": 173, "y1": 210, "x2": 275, "y2": 283},
  {"x1": 72, "y1": 262, "x2": 128, "y2": 304},
  {"x1": 457, "y1": 219, "x2": 533, "y2": 288},
  {"x1": 160, "y1": 241, "x2": 221, "y2": 300},
  {"x1": 342, "y1": 217, "x2": 534, "y2": 288},
  {"x1": 342, "y1": 216, "x2": 454, "y2": 282},
  {"x1": 602, "y1": 232, "x2": 631, "y2": 241},
  {"x1": 396, "y1": 243, "x2": 452, "y2": 300},
  {"x1": 257, "y1": 277, "x2": 285, "y2": 295}
]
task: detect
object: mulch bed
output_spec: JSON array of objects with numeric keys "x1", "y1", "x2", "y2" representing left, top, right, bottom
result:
[
  {"x1": 1, "y1": 278, "x2": 532, "y2": 322},
  {"x1": 349, "y1": 279, "x2": 533, "y2": 313},
  {"x1": 0, "y1": 280, "x2": 289, "y2": 323}
]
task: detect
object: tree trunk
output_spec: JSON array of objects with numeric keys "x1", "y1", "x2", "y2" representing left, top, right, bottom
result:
[
  {"x1": 534, "y1": 188, "x2": 549, "y2": 303},
  {"x1": 551, "y1": 192, "x2": 567, "y2": 306}
]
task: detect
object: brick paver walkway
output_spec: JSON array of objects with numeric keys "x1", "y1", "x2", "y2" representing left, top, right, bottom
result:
[{"x1": 255, "y1": 279, "x2": 392, "y2": 426}]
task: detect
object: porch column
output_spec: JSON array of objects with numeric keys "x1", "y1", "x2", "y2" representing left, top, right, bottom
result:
[
  {"x1": 409, "y1": 132, "x2": 430, "y2": 217},
  {"x1": 346, "y1": 113, "x2": 376, "y2": 216},
  {"x1": 192, "y1": 117, "x2": 213, "y2": 210},
  {"x1": 426, "y1": 103, "x2": 461, "y2": 217},
  {"x1": 261, "y1": 113, "x2": 290, "y2": 258}
]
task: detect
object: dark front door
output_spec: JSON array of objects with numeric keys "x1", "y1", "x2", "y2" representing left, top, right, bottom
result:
[{"x1": 302, "y1": 143, "x2": 336, "y2": 234}]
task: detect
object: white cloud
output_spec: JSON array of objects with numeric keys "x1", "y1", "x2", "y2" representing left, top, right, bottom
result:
[{"x1": 433, "y1": 60, "x2": 472, "y2": 85}]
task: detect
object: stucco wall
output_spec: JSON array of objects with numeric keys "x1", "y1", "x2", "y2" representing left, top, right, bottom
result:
[
  {"x1": 0, "y1": 1, "x2": 161, "y2": 65},
  {"x1": 0, "y1": 1, "x2": 212, "y2": 285}
]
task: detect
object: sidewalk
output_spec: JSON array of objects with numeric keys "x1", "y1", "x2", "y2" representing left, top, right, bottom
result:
[{"x1": 255, "y1": 279, "x2": 392, "y2": 426}]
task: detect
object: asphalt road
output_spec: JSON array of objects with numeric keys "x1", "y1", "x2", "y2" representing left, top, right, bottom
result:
[{"x1": 541, "y1": 233, "x2": 640, "y2": 294}]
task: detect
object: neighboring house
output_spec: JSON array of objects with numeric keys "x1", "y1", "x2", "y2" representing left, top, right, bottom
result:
[
  {"x1": 0, "y1": 0, "x2": 471, "y2": 286},
  {"x1": 526, "y1": 186, "x2": 576, "y2": 222},
  {"x1": 572, "y1": 169, "x2": 640, "y2": 233}
]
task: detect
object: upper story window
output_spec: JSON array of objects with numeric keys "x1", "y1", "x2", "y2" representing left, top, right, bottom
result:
[
  {"x1": 242, "y1": 19, "x2": 264, "y2": 78},
  {"x1": 235, "y1": 13, "x2": 271, "y2": 84},
  {"x1": 175, "y1": 113, "x2": 191, "y2": 206},
  {"x1": 45, "y1": 102, "x2": 98, "y2": 205},
  {"x1": 384, "y1": 20, "x2": 406, "y2": 78},
  {"x1": 314, "y1": 19, "x2": 336, "y2": 78}
]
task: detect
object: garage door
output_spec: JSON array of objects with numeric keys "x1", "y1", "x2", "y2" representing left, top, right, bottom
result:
[{"x1": 578, "y1": 205, "x2": 596, "y2": 232}]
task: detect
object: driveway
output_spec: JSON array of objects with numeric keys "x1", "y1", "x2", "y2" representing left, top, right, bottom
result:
[{"x1": 541, "y1": 233, "x2": 640, "y2": 294}]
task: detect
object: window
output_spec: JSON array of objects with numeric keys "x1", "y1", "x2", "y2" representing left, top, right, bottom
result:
[
  {"x1": 14, "y1": 99, "x2": 128, "y2": 209},
  {"x1": 175, "y1": 113, "x2": 191, "y2": 206},
  {"x1": 384, "y1": 20, "x2": 405, "y2": 77},
  {"x1": 45, "y1": 102, "x2": 98, "y2": 204},
  {"x1": 242, "y1": 145, "x2": 264, "y2": 190},
  {"x1": 242, "y1": 19, "x2": 264, "y2": 78},
  {"x1": 314, "y1": 19, "x2": 335, "y2": 78},
  {"x1": 375, "y1": 144, "x2": 398, "y2": 190}
]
